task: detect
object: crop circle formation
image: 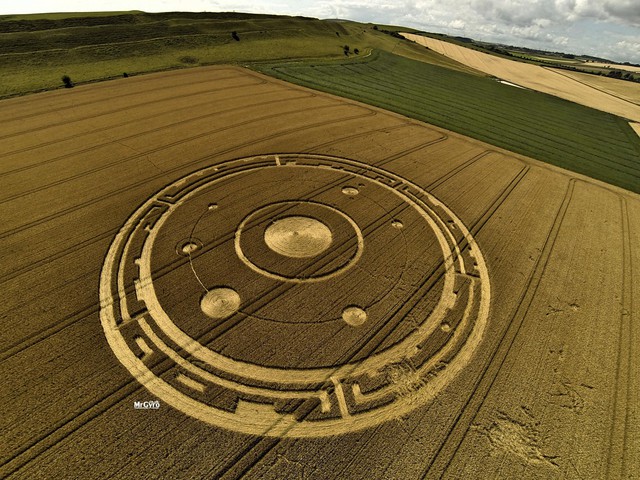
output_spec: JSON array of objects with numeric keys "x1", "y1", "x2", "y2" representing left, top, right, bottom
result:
[{"x1": 99, "y1": 153, "x2": 490, "y2": 437}]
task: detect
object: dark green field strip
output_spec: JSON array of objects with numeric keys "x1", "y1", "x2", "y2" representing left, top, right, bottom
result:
[
  {"x1": 276, "y1": 61, "x2": 640, "y2": 183},
  {"x1": 353, "y1": 57, "x2": 634, "y2": 142},
  {"x1": 258, "y1": 50, "x2": 640, "y2": 193},
  {"x1": 274, "y1": 55, "x2": 640, "y2": 167},
  {"x1": 268, "y1": 64, "x2": 632, "y2": 165},
  {"x1": 309, "y1": 63, "x2": 640, "y2": 176},
  {"x1": 268, "y1": 71, "x2": 639, "y2": 188},
  {"x1": 290, "y1": 62, "x2": 636, "y2": 165}
]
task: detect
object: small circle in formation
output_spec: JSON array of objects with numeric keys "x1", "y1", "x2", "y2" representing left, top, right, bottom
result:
[
  {"x1": 176, "y1": 238, "x2": 203, "y2": 257},
  {"x1": 182, "y1": 242, "x2": 200, "y2": 255},
  {"x1": 342, "y1": 306, "x2": 368, "y2": 326},
  {"x1": 263, "y1": 216, "x2": 333, "y2": 258},
  {"x1": 200, "y1": 287, "x2": 241, "y2": 319},
  {"x1": 341, "y1": 186, "x2": 359, "y2": 196}
]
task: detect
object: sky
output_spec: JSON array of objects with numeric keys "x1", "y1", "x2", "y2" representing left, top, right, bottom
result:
[{"x1": 4, "y1": 1, "x2": 640, "y2": 63}]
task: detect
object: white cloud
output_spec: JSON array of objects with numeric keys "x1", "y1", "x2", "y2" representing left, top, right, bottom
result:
[
  {"x1": 553, "y1": 35, "x2": 570, "y2": 46},
  {"x1": 447, "y1": 19, "x2": 466, "y2": 30},
  {"x1": 612, "y1": 38, "x2": 640, "y2": 60}
]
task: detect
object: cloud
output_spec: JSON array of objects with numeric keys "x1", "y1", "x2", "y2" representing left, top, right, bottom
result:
[
  {"x1": 603, "y1": 0, "x2": 640, "y2": 26},
  {"x1": 464, "y1": 0, "x2": 640, "y2": 28},
  {"x1": 553, "y1": 35, "x2": 570, "y2": 46},
  {"x1": 447, "y1": 19, "x2": 466, "y2": 30},
  {"x1": 610, "y1": 38, "x2": 640, "y2": 61}
]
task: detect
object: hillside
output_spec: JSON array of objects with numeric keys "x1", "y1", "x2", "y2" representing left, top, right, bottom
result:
[{"x1": 0, "y1": 11, "x2": 475, "y2": 98}]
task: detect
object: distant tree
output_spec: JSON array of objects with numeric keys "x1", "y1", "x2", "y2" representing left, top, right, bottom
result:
[
  {"x1": 123, "y1": 72, "x2": 129, "y2": 78},
  {"x1": 61, "y1": 75, "x2": 73, "y2": 88},
  {"x1": 354, "y1": 48, "x2": 360, "y2": 55},
  {"x1": 343, "y1": 45, "x2": 350, "y2": 55},
  {"x1": 336, "y1": 31, "x2": 340, "y2": 37},
  {"x1": 231, "y1": 31, "x2": 240, "y2": 41},
  {"x1": 373, "y1": 25, "x2": 378, "y2": 30}
]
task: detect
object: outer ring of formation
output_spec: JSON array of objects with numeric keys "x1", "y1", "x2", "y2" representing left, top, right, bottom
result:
[{"x1": 99, "y1": 153, "x2": 491, "y2": 437}]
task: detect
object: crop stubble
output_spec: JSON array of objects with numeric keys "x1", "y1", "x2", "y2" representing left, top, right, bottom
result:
[{"x1": 0, "y1": 66, "x2": 637, "y2": 479}]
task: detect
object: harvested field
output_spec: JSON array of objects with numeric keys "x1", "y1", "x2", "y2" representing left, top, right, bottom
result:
[
  {"x1": 548, "y1": 68, "x2": 640, "y2": 106},
  {"x1": 401, "y1": 33, "x2": 640, "y2": 123},
  {"x1": 1, "y1": 66, "x2": 638, "y2": 479}
]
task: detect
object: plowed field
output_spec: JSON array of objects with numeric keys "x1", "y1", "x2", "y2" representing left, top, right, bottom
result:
[
  {"x1": 401, "y1": 33, "x2": 640, "y2": 123},
  {"x1": 1, "y1": 66, "x2": 638, "y2": 479}
]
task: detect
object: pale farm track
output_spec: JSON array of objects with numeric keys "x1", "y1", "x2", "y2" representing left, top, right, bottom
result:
[{"x1": 0, "y1": 66, "x2": 638, "y2": 479}]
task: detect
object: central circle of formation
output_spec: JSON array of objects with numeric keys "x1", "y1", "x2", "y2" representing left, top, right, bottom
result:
[
  {"x1": 99, "y1": 154, "x2": 490, "y2": 437},
  {"x1": 263, "y1": 216, "x2": 332, "y2": 258},
  {"x1": 234, "y1": 201, "x2": 364, "y2": 284}
]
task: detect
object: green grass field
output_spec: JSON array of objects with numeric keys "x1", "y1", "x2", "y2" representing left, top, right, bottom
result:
[
  {"x1": 0, "y1": 11, "x2": 143, "y2": 21},
  {"x1": 1, "y1": 12, "x2": 476, "y2": 97},
  {"x1": 256, "y1": 50, "x2": 640, "y2": 193},
  {"x1": 0, "y1": 13, "x2": 353, "y2": 94}
]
